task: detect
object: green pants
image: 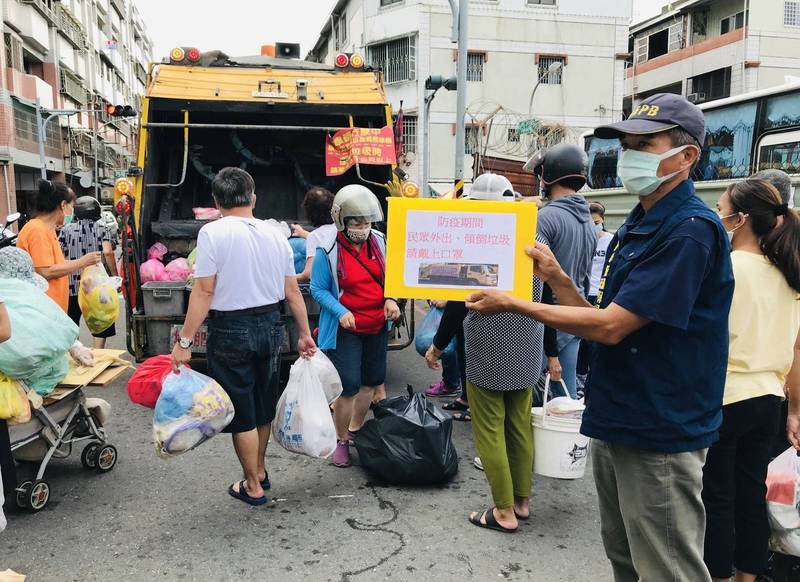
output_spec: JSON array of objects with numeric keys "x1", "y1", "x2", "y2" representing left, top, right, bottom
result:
[{"x1": 467, "y1": 382, "x2": 533, "y2": 509}]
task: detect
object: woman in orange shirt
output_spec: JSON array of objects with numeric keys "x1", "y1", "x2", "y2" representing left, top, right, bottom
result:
[{"x1": 17, "y1": 180, "x2": 101, "y2": 312}]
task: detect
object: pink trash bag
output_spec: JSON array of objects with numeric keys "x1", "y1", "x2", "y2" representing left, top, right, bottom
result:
[
  {"x1": 140, "y1": 259, "x2": 167, "y2": 283},
  {"x1": 147, "y1": 242, "x2": 168, "y2": 261},
  {"x1": 165, "y1": 258, "x2": 191, "y2": 282},
  {"x1": 192, "y1": 207, "x2": 221, "y2": 221}
]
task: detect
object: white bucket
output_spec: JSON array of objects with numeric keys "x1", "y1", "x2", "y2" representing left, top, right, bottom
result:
[{"x1": 531, "y1": 376, "x2": 590, "y2": 479}]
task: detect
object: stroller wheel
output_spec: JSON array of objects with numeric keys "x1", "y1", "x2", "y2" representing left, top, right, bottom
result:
[
  {"x1": 81, "y1": 442, "x2": 101, "y2": 470},
  {"x1": 16, "y1": 480, "x2": 33, "y2": 509},
  {"x1": 95, "y1": 444, "x2": 118, "y2": 473},
  {"x1": 26, "y1": 480, "x2": 50, "y2": 512}
]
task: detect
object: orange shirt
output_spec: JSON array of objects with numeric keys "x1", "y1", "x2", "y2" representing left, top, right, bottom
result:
[{"x1": 17, "y1": 218, "x2": 69, "y2": 311}]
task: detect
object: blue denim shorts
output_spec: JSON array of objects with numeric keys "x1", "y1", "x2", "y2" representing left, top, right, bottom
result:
[
  {"x1": 207, "y1": 311, "x2": 284, "y2": 433},
  {"x1": 326, "y1": 328, "x2": 388, "y2": 397}
]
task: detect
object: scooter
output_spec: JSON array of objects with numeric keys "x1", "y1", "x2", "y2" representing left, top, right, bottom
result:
[{"x1": 0, "y1": 212, "x2": 21, "y2": 248}]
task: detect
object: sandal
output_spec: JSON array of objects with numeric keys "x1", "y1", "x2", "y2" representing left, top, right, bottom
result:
[
  {"x1": 514, "y1": 510, "x2": 530, "y2": 521},
  {"x1": 442, "y1": 400, "x2": 469, "y2": 412},
  {"x1": 452, "y1": 411, "x2": 471, "y2": 422},
  {"x1": 468, "y1": 508, "x2": 517, "y2": 533},
  {"x1": 228, "y1": 480, "x2": 267, "y2": 507}
]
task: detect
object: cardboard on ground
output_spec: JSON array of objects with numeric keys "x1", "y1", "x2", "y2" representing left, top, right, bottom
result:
[
  {"x1": 60, "y1": 349, "x2": 131, "y2": 387},
  {"x1": 385, "y1": 197, "x2": 537, "y2": 301}
]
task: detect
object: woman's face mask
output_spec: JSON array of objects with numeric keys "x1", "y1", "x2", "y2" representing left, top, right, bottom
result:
[
  {"x1": 593, "y1": 222, "x2": 603, "y2": 235},
  {"x1": 617, "y1": 145, "x2": 693, "y2": 197},
  {"x1": 345, "y1": 222, "x2": 371, "y2": 243},
  {"x1": 718, "y1": 212, "x2": 748, "y2": 242}
]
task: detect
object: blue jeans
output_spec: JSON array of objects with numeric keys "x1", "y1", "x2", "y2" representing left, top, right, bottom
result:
[
  {"x1": 556, "y1": 332, "x2": 581, "y2": 398},
  {"x1": 441, "y1": 348, "x2": 461, "y2": 388}
]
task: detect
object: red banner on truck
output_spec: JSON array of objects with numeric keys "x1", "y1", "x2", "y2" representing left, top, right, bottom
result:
[{"x1": 325, "y1": 126, "x2": 396, "y2": 177}]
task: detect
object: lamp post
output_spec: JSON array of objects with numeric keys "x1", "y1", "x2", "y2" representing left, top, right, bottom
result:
[
  {"x1": 422, "y1": 75, "x2": 457, "y2": 197},
  {"x1": 527, "y1": 61, "x2": 564, "y2": 118}
]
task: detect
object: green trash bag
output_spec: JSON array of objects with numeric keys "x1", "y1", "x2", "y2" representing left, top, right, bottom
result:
[{"x1": 0, "y1": 279, "x2": 79, "y2": 395}]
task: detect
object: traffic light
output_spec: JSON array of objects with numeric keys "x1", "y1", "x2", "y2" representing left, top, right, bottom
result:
[
  {"x1": 425, "y1": 75, "x2": 457, "y2": 91},
  {"x1": 105, "y1": 104, "x2": 137, "y2": 118}
]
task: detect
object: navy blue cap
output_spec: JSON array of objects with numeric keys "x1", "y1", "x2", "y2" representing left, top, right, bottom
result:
[{"x1": 594, "y1": 93, "x2": 706, "y2": 145}]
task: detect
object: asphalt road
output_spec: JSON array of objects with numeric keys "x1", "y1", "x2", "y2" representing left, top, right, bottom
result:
[{"x1": 1, "y1": 328, "x2": 612, "y2": 582}]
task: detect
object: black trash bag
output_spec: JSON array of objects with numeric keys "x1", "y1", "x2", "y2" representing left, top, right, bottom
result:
[{"x1": 355, "y1": 385, "x2": 458, "y2": 485}]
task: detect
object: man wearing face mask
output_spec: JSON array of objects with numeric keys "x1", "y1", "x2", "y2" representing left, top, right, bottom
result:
[
  {"x1": 526, "y1": 144, "x2": 596, "y2": 398},
  {"x1": 466, "y1": 93, "x2": 734, "y2": 581}
]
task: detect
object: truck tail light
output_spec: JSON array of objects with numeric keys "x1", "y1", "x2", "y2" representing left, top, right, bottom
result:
[
  {"x1": 187, "y1": 47, "x2": 201, "y2": 62},
  {"x1": 334, "y1": 53, "x2": 349, "y2": 68},
  {"x1": 349, "y1": 54, "x2": 364, "y2": 69}
]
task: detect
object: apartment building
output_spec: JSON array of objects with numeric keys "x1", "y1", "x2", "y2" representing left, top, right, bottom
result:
[
  {"x1": 308, "y1": 0, "x2": 632, "y2": 193},
  {"x1": 0, "y1": 0, "x2": 153, "y2": 219},
  {"x1": 626, "y1": 0, "x2": 800, "y2": 109}
]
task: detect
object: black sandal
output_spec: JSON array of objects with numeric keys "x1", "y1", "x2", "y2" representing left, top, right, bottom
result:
[
  {"x1": 452, "y1": 411, "x2": 471, "y2": 422},
  {"x1": 468, "y1": 507, "x2": 517, "y2": 533},
  {"x1": 443, "y1": 400, "x2": 469, "y2": 412}
]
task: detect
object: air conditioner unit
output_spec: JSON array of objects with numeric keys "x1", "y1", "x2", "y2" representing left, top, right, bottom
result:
[{"x1": 687, "y1": 92, "x2": 706, "y2": 103}]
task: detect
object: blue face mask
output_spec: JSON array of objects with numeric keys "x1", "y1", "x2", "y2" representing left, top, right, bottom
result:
[{"x1": 617, "y1": 145, "x2": 691, "y2": 197}]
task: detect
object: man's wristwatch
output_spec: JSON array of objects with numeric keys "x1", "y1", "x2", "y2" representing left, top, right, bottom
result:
[{"x1": 178, "y1": 336, "x2": 194, "y2": 349}]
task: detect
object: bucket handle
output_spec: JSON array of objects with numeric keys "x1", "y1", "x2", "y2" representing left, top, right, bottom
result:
[{"x1": 542, "y1": 373, "x2": 572, "y2": 428}]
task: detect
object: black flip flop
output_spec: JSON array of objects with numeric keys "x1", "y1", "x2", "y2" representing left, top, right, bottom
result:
[
  {"x1": 228, "y1": 480, "x2": 267, "y2": 506},
  {"x1": 468, "y1": 508, "x2": 517, "y2": 533},
  {"x1": 514, "y1": 510, "x2": 530, "y2": 521},
  {"x1": 442, "y1": 400, "x2": 469, "y2": 412},
  {"x1": 260, "y1": 471, "x2": 271, "y2": 491},
  {"x1": 452, "y1": 411, "x2": 471, "y2": 422}
]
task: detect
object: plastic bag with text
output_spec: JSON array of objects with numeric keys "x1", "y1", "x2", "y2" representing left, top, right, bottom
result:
[
  {"x1": 153, "y1": 367, "x2": 234, "y2": 458},
  {"x1": 273, "y1": 357, "x2": 336, "y2": 458},
  {"x1": 305, "y1": 351, "x2": 343, "y2": 405},
  {"x1": 767, "y1": 447, "x2": 800, "y2": 556},
  {"x1": 78, "y1": 264, "x2": 121, "y2": 334}
]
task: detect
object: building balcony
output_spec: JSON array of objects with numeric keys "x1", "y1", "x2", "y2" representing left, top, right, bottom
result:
[
  {"x1": 20, "y1": 0, "x2": 55, "y2": 25},
  {"x1": 625, "y1": 28, "x2": 746, "y2": 97},
  {"x1": 7, "y1": 69, "x2": 55, "y2": 109},
  {"x1": 133, "y1": 62, "x2": 146, "y2": 85},
  {"x1": 59, "y1": 68, "x2": 87, "y2": 105},
  {"x1": 56, "y1": 3, "x2": 87, "y2": 49},
  {"x1": 13, "y1": 2, "x2": 51, "y2": 53},
  {"x1": 110, "y1": 0, "x2": 125, "y2": 18}
]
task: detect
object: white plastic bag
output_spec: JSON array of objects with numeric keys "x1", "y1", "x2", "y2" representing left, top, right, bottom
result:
[
  {"x1": 306, "y1": 351, "x2": 343, "y2": 405},
  {"x1": 273, "y1": 357, "x2": 336, "y2": 458},
  {"x1": 767, "y1": 447, "x2": 800, "y2": 556},
  {"x1": 153, "y1": 367, "x2": 235, "y2": 458}
]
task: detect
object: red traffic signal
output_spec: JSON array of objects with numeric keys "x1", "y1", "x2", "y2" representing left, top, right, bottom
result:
[{"x1": 105, "y1": 104, "x2": 137, "y2": 118}]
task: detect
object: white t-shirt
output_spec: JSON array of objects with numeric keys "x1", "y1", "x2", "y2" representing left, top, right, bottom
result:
[
  {"x1": 589, "y1": 232, "x2": 614, "y2": 297},
  {"x1": 194, "y1": 216, "x2": 295, "y2": 311},
  {"x1": 305, "y1": 223, "x2": 338, "y2": 259}
]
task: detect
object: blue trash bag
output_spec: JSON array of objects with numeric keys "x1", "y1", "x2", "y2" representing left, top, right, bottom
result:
[
  {"x1": 152, "y1": 367, "x2": 235, "y2": 458},
  {"x1": 414, "y1": 306, "x2": 456, "y2": 357},
  {"x1": 289, "y1": 237, "x2": 307, "y2": 274},
  {"x1": 0, "y1": 279, "x2": 79, "y2": 395}
]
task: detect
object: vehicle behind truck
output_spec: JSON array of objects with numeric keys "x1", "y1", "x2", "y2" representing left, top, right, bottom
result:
[{"x1": 117, "y1": 44, "x2": 416, "y2": 366}]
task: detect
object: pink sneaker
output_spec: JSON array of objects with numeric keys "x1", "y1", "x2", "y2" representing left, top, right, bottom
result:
[
  {"x1": 333, "y1": 440, "x2": 351, "y2": 467},
  {"x1": 425, "y1": 380, "x2": 460, "y2": 397}
]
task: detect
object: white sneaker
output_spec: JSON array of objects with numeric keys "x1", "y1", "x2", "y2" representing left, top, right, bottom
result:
[{"x1": 473, "y1": 456, "x2": 484, "y2": 471}]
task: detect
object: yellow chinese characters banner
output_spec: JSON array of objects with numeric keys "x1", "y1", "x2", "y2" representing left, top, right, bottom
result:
[{"x1": 385, "y1": 197, "x2": 537, "y2": 301}]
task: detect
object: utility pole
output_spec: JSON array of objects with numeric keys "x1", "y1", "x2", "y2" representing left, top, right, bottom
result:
[
  {"x1": 453, "y1": 0, "x2": 469, "y2": 196},
  {"x1": 423, "y1": 76, "x2": 457, "y2": 196}
]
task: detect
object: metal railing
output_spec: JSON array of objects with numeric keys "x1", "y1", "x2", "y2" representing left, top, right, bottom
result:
[
  {"x1": 59, "y1": 69, "x2": 86, "y2": 104},
  {"x1": 55, "y1": 3, "x2": 86, "y2": 49}
]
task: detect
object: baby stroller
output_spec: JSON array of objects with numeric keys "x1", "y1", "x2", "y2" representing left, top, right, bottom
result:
[{"x1": 9, "y1": 383, "x2": 117, "y2": 512}]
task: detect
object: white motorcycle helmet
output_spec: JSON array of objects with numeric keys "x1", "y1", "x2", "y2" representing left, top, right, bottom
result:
[
  {"x1": 464, "y1": 173, "x2": 516, "y2": 202},
  {"x1": 330, "y1": 184, "x2": 384, "y2": 231}
]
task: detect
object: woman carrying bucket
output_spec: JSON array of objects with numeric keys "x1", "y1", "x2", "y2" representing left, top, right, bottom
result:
[{"x1": 451, "y1": 173, "x2": 544, "y2": 534}]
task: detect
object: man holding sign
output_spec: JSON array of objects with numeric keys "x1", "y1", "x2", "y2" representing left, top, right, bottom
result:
[{"x1": 467, "y1": 94, "x2": 733, "y2": 581}]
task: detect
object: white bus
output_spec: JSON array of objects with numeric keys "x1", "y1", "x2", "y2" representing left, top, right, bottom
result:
[{"x1": 582, "y1": 83, "x2": 800, "y2": 229}]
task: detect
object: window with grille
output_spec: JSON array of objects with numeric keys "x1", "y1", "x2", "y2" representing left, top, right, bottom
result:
[
  {"x1": 465, "y1": 126, "x2": 480, "y2": 155},
  {"x1": 402, "y1": 115, "x2": 417, "y2": 154},
  {"x1": 4, "y1": 34, "x2": 22, "y2": 71},
  {"x1": 466, "y1": 52, "x2": 484, "y2": 82},
  {"x1": 507, "y1": 128, "x2": 520, "y2": 143},
  {"x1": 334, "y1": 12, "x2": 347, "y2": 49},
  {"x1": 785, "y1": 1, "x2": 800, "y2": 26},
  {"x1": 380, "y1": 0, "x2": 403, "y2": 6},
  {"x1": 368, "y1": 36, "x2": 416, "y2": 84},
  {"x1": 538, "y1": 56, "x2": 565, "y2": 84}
]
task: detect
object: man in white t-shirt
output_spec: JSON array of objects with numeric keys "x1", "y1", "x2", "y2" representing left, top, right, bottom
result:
[{"x1": 171, "y1": 167, "x2": 316, "y2": 507}]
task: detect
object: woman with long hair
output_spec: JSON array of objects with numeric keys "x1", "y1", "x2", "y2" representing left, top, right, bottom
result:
[{"x1": 703, "y1": 178, "x2": 800, "y2": 582}]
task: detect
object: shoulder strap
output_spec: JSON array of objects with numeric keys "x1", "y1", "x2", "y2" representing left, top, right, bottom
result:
[{"x1": 338, "y1": 239, "x2": 385, "y2": 288}]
